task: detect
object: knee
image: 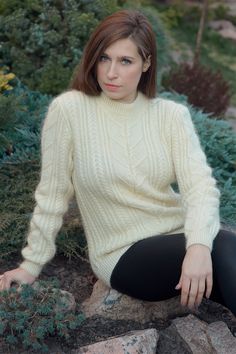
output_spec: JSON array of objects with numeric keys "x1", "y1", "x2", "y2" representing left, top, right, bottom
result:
[{"x1": 212, "y1": 229, "x2": 236, "y2": 260}]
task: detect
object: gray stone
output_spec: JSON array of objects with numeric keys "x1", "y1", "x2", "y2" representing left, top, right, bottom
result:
[
  {"x1": 172, "y1": 315, "x2": 213, "y2": 353},
  {"x1": 218, "y1": 28, "x2": 236, "y2": 41},
  {"x1": 208, "y1": 20, "x2": 235, "y2": 31},
  {"x1": 208, "y1": 20, "x2": 236, "y2": 41},
  {"x1": 81, "y1": 280, "x2": 190, "y2": 323},
  {"x1": 32, "y1": 281, "x2": 76, "y2": 313},
  {"x1": 225, "y1": 106, "x2": 236, "y2": 120},
  {"x1": 74, "y1": 328, "x2": 159, "y2": 354},
  {"x1": 207, "y1": 321, "x2": 236, "y2": 354}
]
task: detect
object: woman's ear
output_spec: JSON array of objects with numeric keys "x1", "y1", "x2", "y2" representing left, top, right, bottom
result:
[{"x1": 143, "y1": 55, "x2": 151, "y2": 72}]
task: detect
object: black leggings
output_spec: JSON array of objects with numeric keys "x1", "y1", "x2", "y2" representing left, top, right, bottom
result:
[{"x1": 110, "y1": 229, "x2": 236, "y2": 316}]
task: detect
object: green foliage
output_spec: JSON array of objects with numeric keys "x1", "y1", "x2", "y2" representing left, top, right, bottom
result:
[
  {"x1": 0, "y1": 67, "x2": 15, "y2": 93},
  {"x1": 212, "y1": 4, "x2": 230, "y2": 21},
  {"x1": 0, "y1": 280, "x2": 84, "y2": 352},
  {"x1": 0, "y1": 0, "x2": 119, "y2": 95},
  {"x1": 0, "y1": 80, "x2": 50, "y2": 162},
  {"x1": 161, "y1": 91, "x2": 236, "y2": 226},
  {"x1": 163, "y1": 62, "x2": 231, "y2": 117},
  {"x1": 0, "y1": 1, "x2": 170, "y2": 95},
  {"x1": 154, "y1": 2, "x2": 201, "y2": 30}
]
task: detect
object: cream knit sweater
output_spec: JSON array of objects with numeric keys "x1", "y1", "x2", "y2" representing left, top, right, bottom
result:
[{"x1": 20, "y1": 90, "x2": 220, "y2": 286}]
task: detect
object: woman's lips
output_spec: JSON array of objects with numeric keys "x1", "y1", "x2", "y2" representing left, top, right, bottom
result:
[{"x1": 104, "y1": 83, "x2": 121, "y2": 91}]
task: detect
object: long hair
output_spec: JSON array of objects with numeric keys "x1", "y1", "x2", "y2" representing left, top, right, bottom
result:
[{"x1": 70, "y1": 10, "x2": 157, "y2": 98}]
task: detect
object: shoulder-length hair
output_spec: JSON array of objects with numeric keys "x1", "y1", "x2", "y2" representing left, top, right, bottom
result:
[{"x1": 70, "y1": 10, "x2": 157, "y2": 98}]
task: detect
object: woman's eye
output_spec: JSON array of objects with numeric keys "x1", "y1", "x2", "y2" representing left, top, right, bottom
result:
[
  {"x1": 121, "y1": 58, "x2": 132, "y2": 65},
  {"x1": 99, "y1": 55, "x2": 109, "y2": 62}
]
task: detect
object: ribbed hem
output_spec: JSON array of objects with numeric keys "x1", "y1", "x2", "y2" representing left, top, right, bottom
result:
[{"x1": 19, "y1": 260, "x2": 44, "y2": 277}]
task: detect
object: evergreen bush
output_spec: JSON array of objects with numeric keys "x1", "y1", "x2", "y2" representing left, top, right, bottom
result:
[
  {"x1": 0, "y1": 0, "x2": 170, "y2": 95},
  {"x1": 163, "y1": 62, "x2": 231, "y2": 117},
  {"x1": 0, "y1": 280, "x2": 84, "y2": 352},
  {"x1": 0, "y1": 80, "x2": 50, "y2": 162},
  {"x1": 160, "y1": 91, "x2": 236, "y2": 226}
]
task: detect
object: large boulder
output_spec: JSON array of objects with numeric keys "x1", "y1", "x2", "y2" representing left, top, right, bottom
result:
[
  {"x1": 74, "y1": 328, "x2": 159, "y2": 354},
  {"x1": 81, "y1": 280, "x2": 190, "y2": 323}
]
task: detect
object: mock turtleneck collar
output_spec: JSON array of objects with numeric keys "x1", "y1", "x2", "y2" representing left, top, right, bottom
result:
[{"x1": 98, "y1": 91, "x2": 149, "y2": 117}]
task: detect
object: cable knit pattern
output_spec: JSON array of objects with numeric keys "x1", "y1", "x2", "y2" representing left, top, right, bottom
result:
[{"x1": 20, "y1": 90, "x2": 220, "y2": 286}]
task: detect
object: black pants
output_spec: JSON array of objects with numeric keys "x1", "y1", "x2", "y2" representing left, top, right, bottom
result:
[{"x1": 110, "y1": 229, "x2": 236, "y2": 316}]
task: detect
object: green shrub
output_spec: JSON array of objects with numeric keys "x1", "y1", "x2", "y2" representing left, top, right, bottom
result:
[
  {"x1": 0, "y1": 1, "x2": 170, "y2": 95},
  {"x1": 0, "y1": 0, "x2": 119, "y2": 95},
  {"x1": 161, "y1": 91, "x2": 236, "y2": 226},
  {"x1": 0, "y1": 280, "x2": 84, "y2": 352},
  {"x1": 0, "y1": 80, "x2": 50, "y2": 162},
  {"x1": 163, "y1": 62, "x2": 231, "y2": 117}
]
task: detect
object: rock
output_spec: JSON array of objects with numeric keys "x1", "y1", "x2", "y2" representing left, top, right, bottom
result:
[
  {"x1": 172, "y1": 314, "x2": 236, "y2": 354},
  {"x1": 218, "y1": 28, "x2": 236, "y2": 41},
  {"x1": 81, "y1": 280, "x2": 190, "y2": 323},
  {"x1": 54, "y1": 288, "x2": 76, "y2": 313},
  {"x1": 32, "y1": 281, "x2": 76, "y2": 313},
  {"x1": 208, "y1": 20, "x2": 236, "y2": 41},
  {"x1": 74, "y1": 328, "x2": 159, "y2": 354},
  {"x1": 208, "y1": 20, "x2": 235, "y2": 31},
  {"x1": 173, "y1": 315, "x2": 213, "y2": 353},
  {"x1": 225, "y1": 107, "x2": 236, "y2": 120},
  {"x1": 207, "y1": 321, "x2": 236, "y2": 354}
]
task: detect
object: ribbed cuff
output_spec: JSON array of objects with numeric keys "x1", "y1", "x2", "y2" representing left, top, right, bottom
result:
[
  {"x1": 186, "y1": 223, "x2": 220, "y2": 251},
  {"x1": 19, "y1": 260, "x2": 44, "y2": 277}
]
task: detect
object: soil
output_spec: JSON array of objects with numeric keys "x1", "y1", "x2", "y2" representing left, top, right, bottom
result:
[{"x1": 1, "y1": 254, "x2": 236, "y2": 354}]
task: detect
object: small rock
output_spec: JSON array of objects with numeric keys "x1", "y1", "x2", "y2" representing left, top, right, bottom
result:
[
  {"x1": 173, "y1": 315, "x2": 212, "y2": 353},
  {"x1": 225, "y1": 106, "x2": 236, "y2": 120},
  {"x1": 218, "y1": 28, "x2": 236, "y2": 41},
  {"x1": 32, "y1": 282, "x2": 76, "y2": 313},
  {"x1": 173, "y1": 314, "x2": 236, "y2": 354},
  {"x1": 207, "y1": 321, "x2": 236, "y2": 354},
  {"x1": 54, "y1": 289, "x2": 76, "y2": 313},
  {"x1": 81, "y1": 280, "x2": 190, "y2": 323},
  {"x1": 208, "y1": 20, "x2": 236, "y2": 41},
  {"x1": 208, "y1": 20, "x2": 235, "y2": 31},
  {"x1": 74, "y1": 328, "x2": 159, "y2": 354}
]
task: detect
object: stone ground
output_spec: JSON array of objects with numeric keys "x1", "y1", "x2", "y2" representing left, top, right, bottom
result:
[{"x1": 1, "y1": 254, "x2": 236, "y2": 353}]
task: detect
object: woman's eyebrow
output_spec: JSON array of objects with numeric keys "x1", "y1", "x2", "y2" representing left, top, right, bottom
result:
[{"x1": 103, "y1": 52, "x2": 135, "y2": 60}]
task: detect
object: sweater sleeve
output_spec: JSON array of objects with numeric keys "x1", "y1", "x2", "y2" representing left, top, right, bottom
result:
[
  {"x1": 171, "y1": 104, "x2": 220, "y2": 250},
  {"x1": 19, "y1": 97, "x2": 74, "y2": 277}
]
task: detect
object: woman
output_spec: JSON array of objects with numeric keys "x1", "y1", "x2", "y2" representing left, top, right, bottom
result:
[{"x1": 1, "y1": 9, "x2": 236, "y2": 316}]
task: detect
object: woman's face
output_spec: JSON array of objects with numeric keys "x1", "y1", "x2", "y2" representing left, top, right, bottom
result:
[{"x1": 97, "y1": 38, "x2": 150, "y2": 103}]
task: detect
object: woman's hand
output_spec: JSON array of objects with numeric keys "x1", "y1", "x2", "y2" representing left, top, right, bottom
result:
[
  {"x1": 0, "y1": 268, "x2": 36, "y2": 291},
  {"x1": 175, "y1": 244, "x2": 213, "y2": 309}
]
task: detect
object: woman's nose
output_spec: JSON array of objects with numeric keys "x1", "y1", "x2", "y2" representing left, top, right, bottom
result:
[{"x1": 107, "y1": 62, "x2": 118, "y2": 80}]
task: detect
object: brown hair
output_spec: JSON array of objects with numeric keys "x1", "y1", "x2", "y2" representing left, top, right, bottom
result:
[{"x1": 70, "y1": 10, "x2": 157, "y2": 98}]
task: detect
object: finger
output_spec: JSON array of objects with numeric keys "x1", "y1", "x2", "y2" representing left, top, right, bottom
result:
[
  {"x1": 205, "y1": 273, "x2": 213, "y2": 299},
  {"x1": 0, "y1": 278, "x2": 4, "y2": 291},
  {"x1": 195, "y1": 277, "x2": 205, "y2": 306},
  {"x1": 4, "y1": 276, "x2": 13, "y2": 290},
  {"x1": 188, "y1": 279, "x2": 198, "y2": 309},
  {"x1": 180, "y1": 277, "x2": 190, "y2": 307},
  {"x1": 175, "y1": 275, "x2": 182, "y2": 290}
]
